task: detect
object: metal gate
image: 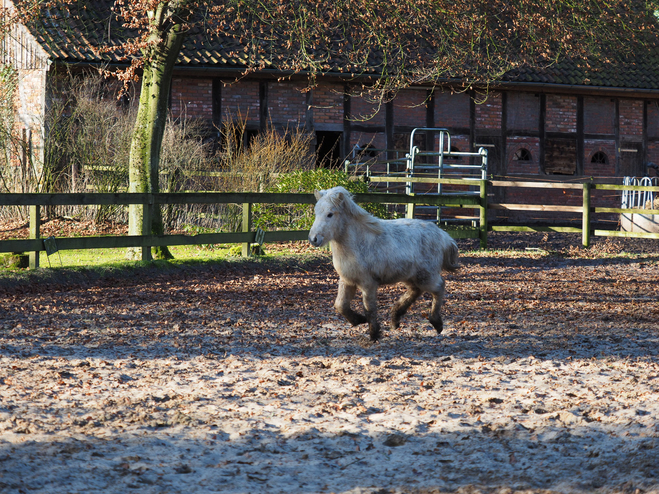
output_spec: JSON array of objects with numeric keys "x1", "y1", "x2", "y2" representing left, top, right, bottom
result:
[
  {"x1": 620, "y1": 176, "x2": 659, "y2": 233},
  {"x1": 405, "y1": 128, "x2": 488, "y2": 223}
]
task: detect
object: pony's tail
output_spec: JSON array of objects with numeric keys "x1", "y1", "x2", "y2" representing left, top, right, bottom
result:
[{"x1": 442, "y1": 240, "x2": 461, "y2": 272}]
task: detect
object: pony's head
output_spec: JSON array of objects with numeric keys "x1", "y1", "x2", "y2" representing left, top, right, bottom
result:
[{"x1": 308, "y1": 186, "x2": 381, "y2": 247}]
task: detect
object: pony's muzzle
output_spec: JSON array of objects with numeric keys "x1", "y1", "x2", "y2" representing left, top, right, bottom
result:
[{"x1": 308, "y1": 233, "x2": 324, "y2": 247}]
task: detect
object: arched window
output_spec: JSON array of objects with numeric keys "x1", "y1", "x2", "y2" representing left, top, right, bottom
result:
[
  {"x1": 513, "y1": 148, "x2": 532, "y2": 161},
  {"x1": 591, "y1": 151, "x2": 608, "y2": 165}
]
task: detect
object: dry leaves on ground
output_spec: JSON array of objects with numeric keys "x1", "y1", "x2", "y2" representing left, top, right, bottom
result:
[{"x1": 0, "y1": 233, "x2": 658, "y2": 493}]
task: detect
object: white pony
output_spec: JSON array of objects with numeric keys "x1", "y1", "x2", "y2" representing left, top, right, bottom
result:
[{"x1": 309, "y1": 186, "x2": 460, "y2": 341}]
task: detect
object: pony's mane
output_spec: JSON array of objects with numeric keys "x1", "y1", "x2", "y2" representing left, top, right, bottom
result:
[{"x1": 328, "y1": 187, "x2": 383, "y2": 235}]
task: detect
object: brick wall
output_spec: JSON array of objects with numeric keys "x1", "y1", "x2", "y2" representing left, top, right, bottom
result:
[
  {"x1": 92, "y1": 72, "x2": 659, "y2": 225},
  {"x1": 647, "y1": 141, "x2": 659, "y2": 168},
  {"x1": 584, "y1": 97, "x2": 614, "y2": 135},
  {"x1": 267, "y1": 82, "x2": 307, "y2": 128},
  {"x1": 393, "y1": 90, "x2": 427, "y2": 128},
  {"x1": 546, "y1": 95, "x2": 577, "y2": 133},
  {"x1": 166, "y1": 75, "x2": 654, "y2": 185},
  {"x1": 619, "y1": 98, "x2": 644, "y2": 138},
  {"x1": 16, "y1": 68, "x2": 47, "y2": 180},
  {"x1": 350, "y1": 94, "x2": 385, "y2": 126},
  {"x1": 475, "y1": 92, "x2": 502, "y2": 130},
  {"x1": 647, "y1": 101, "x2": 659, "y2": 138},
  {"x1": 446, "y1": 135, "x2": 470, "y2": 154},
  {"x1": 584, "y1": 141, "x2": 616, "y2": 176},
  {"x1": 348, "y1": 132, "x2": 386, "y2": 153},
  {"x1": 506, "y1": 137, "x2": 541, "y2": 175},
  {"x1": 221, "y1": 80, "x2": 260, "y2": 124},
  {"x1": 434, "y1": 91, "x2": 470, "y2": 129},
  {"x1": 507, "y1": 92, "x2": 540, "y2": 131},
  {"x1": 312, "y1": 82, "x2": 343, "y2": 127},
  {"x1": 171, "y1": 77, "x2": 213, "y2": 120}
]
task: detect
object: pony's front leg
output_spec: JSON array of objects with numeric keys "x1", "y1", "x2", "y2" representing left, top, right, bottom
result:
[
  {"x1": 361, "y1": 284, "x2": 381, "y2": 342},
  {"x1": 334, "y1": 280, "x2": 367, "y2": 326}
]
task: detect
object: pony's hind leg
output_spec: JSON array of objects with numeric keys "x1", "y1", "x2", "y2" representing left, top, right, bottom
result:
[
  {"x1": 334, "y1": 280, "x2": 367, "y2": 326},
  {"x1": 428, "y1": 278, "x2": 446, "y2": 334},
  {"x1": 390, "y1": 284, "x2": 422, "y2": 330}
]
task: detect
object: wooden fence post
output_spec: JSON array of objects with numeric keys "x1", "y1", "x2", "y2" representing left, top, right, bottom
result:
[
  {"x1": 479, "y1": 180, "x2": 488, "y2": 249},
  {"x1": 142, "y1": 195, "x2": 153, "y2": 262},
  {"x1": 242, "y1": 202, "x2": 252, "y2": 257},
  {"x1": 405, "y1": 193, "x2": 415, "y2": 219},
  {"x1": 29, "y1": 204, "x2": 40, "y2": 269},
  {"x1": 582, "y1": 182, "x2": 591, "y2": 248}
]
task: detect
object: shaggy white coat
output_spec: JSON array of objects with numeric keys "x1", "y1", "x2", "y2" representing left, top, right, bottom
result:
[{"x1": 308, "y1": 186, "x2": 460, "y2": 341}]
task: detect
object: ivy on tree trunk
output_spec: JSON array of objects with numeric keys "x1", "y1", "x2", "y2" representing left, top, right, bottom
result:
[{"x1": 127, "y1": 3, "x2": 186, "y2": 260}]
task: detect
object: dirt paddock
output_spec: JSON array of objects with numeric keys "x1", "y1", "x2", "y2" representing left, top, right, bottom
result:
[{"x1": 1, "y1": 233, "x2": 658, "y2": 493}]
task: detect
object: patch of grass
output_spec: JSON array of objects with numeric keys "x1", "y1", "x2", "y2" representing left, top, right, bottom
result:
[
  {"x1": 0, "y1": 241, "x2": 322, "y2": 274},
  {"x1": 1, "y1": 253, "x2": 29, "y2": 268},
  {"x1": 459, "y1": 248, "x2": 551, "y2": 258},
  {"x1": 32, "y1": 244, "x2": 237, "y2": 269}
]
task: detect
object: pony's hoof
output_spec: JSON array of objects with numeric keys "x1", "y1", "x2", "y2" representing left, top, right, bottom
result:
[
  {"x1": 347, "y1": 314, "x2": 367, "y2": 326},
  {"x1": 353, "y1": 315, "x2": 368, "y2": 326},
  {"x1": 430, "y1": 316, "x2": 443, "y2": 334}
]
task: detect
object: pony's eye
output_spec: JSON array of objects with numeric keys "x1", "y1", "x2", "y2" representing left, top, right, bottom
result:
[{"x1": 327, "y1": 213, "x2": 333, "y2": 218}]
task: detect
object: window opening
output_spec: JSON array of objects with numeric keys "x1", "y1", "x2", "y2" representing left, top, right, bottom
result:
[
  {"x1": 591, "y1": 151, "x2": 608, "y2": 165},
  {"x1": 513, "y1": 148, "x2": 532, "y2": 161}
]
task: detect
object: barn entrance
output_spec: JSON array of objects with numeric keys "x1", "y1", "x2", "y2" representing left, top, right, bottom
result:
[{"x1": 316, "y1": 132, "x2": 343, "y2": 169}]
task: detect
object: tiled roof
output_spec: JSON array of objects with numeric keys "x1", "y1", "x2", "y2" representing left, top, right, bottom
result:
[
  {"x1": 26, "y1": 1, "x2": 659, "y2": 92},
  {"x1": 502, "y1": 57, "x2": 659, "y2": 91}
]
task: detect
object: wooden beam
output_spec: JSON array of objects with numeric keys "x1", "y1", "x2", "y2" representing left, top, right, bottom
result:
[
  {"x1": 595, "y1": 207, "x2": 659, "y2": 214},
  {"x1": 490, "y1": 180, "x2": 583, "y2": 189},
  {"x1": 594, "y1": 184, "x2": 659, "y2": 192},
  {"x1": 490, "y1": 226, "x2": 582, "y2": 233},
  {"x1": 489, "y1": 203, "x2": 583, "y2": 212},
  {"x1": 594, "y1": 229, "x2": 659, "y2": 239}
]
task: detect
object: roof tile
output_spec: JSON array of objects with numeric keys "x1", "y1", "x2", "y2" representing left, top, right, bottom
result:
[{"x1": 25, "y1": 1, "x2": 659, "y2": 91}]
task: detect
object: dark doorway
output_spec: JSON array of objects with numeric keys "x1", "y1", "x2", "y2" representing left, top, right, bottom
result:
[
  {"x1": 618, "y1": 141, "x2": 644, "y2": 177},
  {"x1": 316, "y1": 132, "x2": 343, "y2": 168}
]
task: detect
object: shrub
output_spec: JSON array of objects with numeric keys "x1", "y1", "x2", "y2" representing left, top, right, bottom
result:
[{"x1": 254, "y1": 168, "x2": 389, "y2": 230}]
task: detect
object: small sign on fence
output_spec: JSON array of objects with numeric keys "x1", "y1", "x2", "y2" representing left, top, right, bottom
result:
[
  {"x1": 254, "y1": 227, "x2": 266, "y2": 246},
  {"x1": 43, "y1": 236, "x2": 63, "y2": 267}
]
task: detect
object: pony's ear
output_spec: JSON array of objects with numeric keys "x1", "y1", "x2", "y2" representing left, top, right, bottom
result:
[
  {"x1": 314, "y1": 189, "x2": 325, "y2": 201},
  {"x1": 328, "y1": 190, "x2": 346, "y2": 208}
]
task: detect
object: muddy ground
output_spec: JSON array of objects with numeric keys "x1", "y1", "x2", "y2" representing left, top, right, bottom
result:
[{"x1": 0, "y1": 231, "x2": 658, "y2": 493}]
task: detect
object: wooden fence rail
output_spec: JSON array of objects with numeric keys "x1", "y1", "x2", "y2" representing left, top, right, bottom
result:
[
  {"x1": 0, "y1": 191, "x2": 483, "y2": 268},
  {"x1": 1, "y1": 180, "x2": 658, "y2": 269}
]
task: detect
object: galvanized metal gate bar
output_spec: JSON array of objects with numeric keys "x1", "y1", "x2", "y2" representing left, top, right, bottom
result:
[{"x1": 405, "y1": 128, "x2": 488, "y2": 223}]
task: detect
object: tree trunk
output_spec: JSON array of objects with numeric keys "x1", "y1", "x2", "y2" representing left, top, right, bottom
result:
[{"x1": 127, "y1": 6, "x2": 185, "y2": 260}]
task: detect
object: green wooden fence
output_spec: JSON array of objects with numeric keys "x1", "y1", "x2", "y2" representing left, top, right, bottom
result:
[
  {"x1": 1, "y1": 179, "x2": 658, "y2": 269},
  {"x1": 0, "y1": 190, "x2": 482, "y2": 269},
  {"x1": 370, "y1": 177, "x2": 659, "y2": 247}
]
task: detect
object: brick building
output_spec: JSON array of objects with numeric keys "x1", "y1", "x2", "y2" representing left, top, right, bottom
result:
[{"x1": 4, "y1": 0, "x2": 659, "y2": 223}]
